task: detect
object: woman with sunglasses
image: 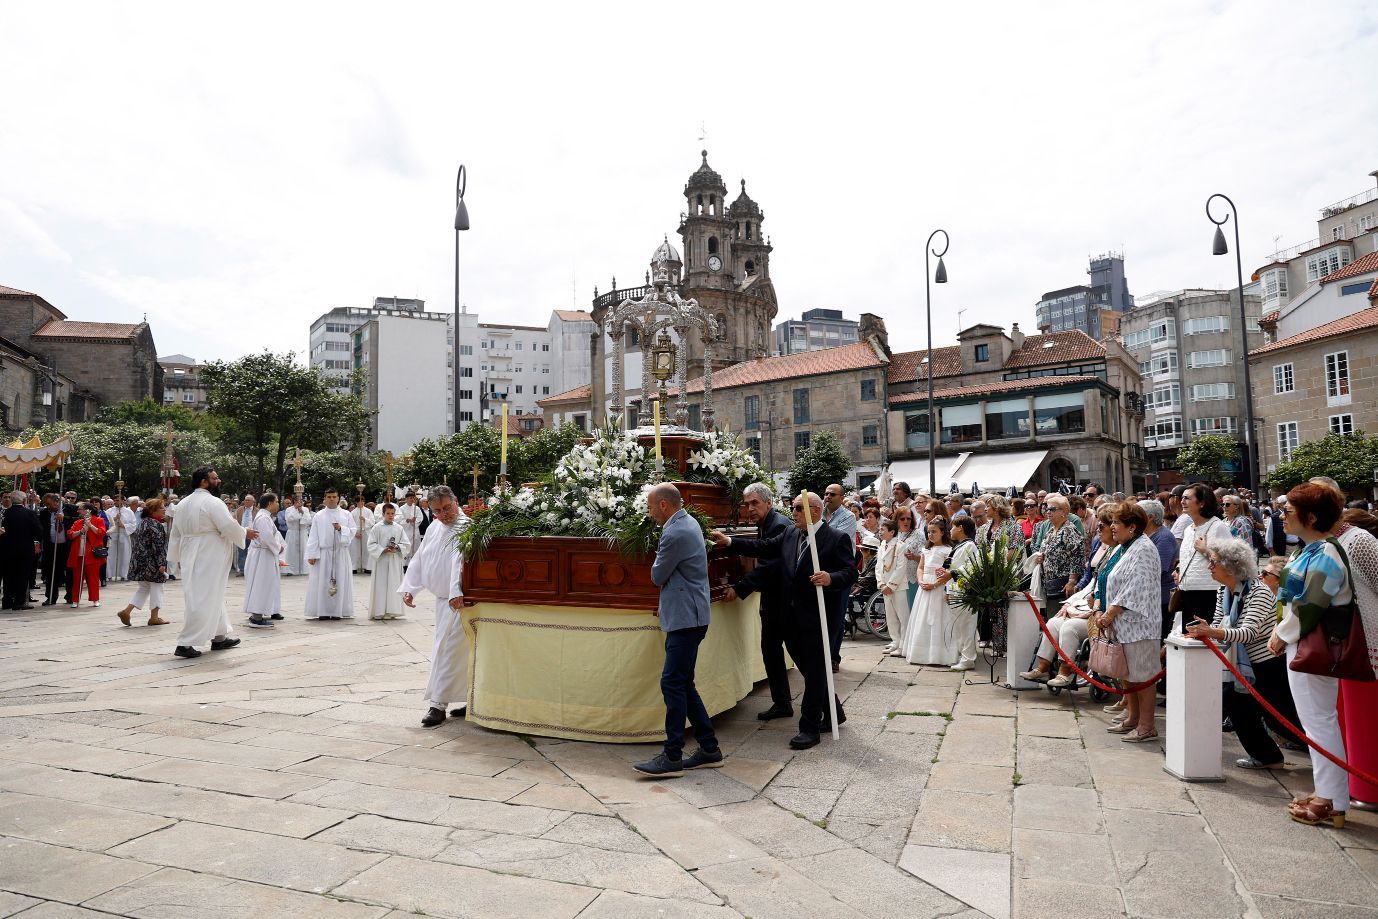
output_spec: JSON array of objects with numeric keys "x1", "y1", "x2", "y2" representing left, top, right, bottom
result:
[{"x1": 1223, "y1": 495, "x2": 1255, "y2": 544}]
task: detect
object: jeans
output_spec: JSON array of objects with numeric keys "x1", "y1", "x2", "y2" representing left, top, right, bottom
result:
[{"x1": 661, "y1": 625, "x2": 718, "y2": 760}]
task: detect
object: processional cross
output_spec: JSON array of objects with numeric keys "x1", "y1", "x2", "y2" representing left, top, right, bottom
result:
[{"x1": 470, "y1": 463, "x2": 482, "y2": 501}]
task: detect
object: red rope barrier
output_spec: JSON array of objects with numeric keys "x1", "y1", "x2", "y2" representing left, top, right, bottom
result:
[
  {"x1": 1198, "y1": 635, "x2": 1378, "y2": 788},
  {"x1": 1022, "y1": 592, "x2": 1165, "y2": 695}
]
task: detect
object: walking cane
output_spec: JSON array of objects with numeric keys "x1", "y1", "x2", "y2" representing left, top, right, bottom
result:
[
  {"x1": 798, "y1": 491, "x2": 841, "y2": 741},
  {"x1": 48, "y1": 458, "x2": 66, "y2": 599}
]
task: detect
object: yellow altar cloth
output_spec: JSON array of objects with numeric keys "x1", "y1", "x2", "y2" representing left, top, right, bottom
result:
[{"x1": 462, "y1": 596, "x2": 765, "y2": 743}]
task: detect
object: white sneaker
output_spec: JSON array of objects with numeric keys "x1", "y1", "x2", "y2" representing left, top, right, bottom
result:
[
  {"x1": 889, "y1": 650, "x2": 906, "y2": 658},
  {"x1": 1046, "y1": 674, "x2": 1072, "y2": 689},
  {"x1": 949, "y1": 662, "x2": 975, "y2": 672},
  {"x1": 882, "y1": 644, "x2": 895, "y2": 653},
  {"x1": 92, "y1": 602, "x2": 101, "y2": 608}
]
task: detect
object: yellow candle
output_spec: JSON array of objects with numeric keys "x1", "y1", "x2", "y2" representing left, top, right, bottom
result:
[
  {"x1": 653, "y1": 400, "x2": 662, "y2": 460},
  {"x1": 500, "y1": 403, "x2": 509, "y2": 468}
]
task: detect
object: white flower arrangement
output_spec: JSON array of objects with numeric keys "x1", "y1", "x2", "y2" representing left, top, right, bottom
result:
[{"x1": 685, "y1": 430, "x2": 767, "y2": 500}]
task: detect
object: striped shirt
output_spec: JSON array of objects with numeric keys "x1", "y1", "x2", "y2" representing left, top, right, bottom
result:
[{"x1": 1209, "y1": 581, "x2": 1278, "y2": 664}]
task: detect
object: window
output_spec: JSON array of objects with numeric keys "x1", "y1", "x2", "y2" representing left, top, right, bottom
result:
[
  {"x1": 1188, "y1": 349, "x2": 1229, "y2": 368},
  {"x1": 513, "y1": 365, "x2": 523, "y2": 374},
  {"x1": 708, "y1": 236, "x2": 719, "y2": 255},
  {"x1": 744, "y1": 395, "x2": 760, "y2": 429},
  {"x1": 541, "y1": 366, "x2": 550, "y2": 373},
  {"x1": 1191, "y1": 417, "x2": 1237, "y2": 435},
  {"x1": 1144, "y1": 417, "x2": 1183, "y2": 448},
  {"x1": 1333, "y1": 226, "x2": 1345, "y2": 241},
  {"x1": 1330, "y1": 414, "x2": 1354, "y2": 435},
  {"x1": 1273, "y1": 363, "x2": 1294, "y2": 394},
  {"x1": 862, "y1": 424, "x2": 879, "y2": 447},
  {"x1": 745, "y1": 436, "x2": 761, "y2": 461},
  {"x1": 1277, "y1": 422, "x2": 1300, "y2": 462},
  {"x1": 1341, "y1": 281, "x2": 1371, "y2": 296},
  {"x1": 1305, "y1": 246, "x2": 1352, "y2": 282},
  {"x1": 1139, "y1": 352, "x2": 1178, "y2": 378},
  {"x1": 1325, "y1": 350, "x2": 1350, "y2": 404},
  {"x1": 793, "y1": 388, "x2": 810, "y2": 424},
  {"x1": 542, "y1": 386, "x2": 549, "y2": 395},
  {"x1": 794, "y1": 431, "x2": 811, "y2": 454},
  {"x1": 460, "y1": 367, "x2": 473, "y2": 378},
  {"x1": 1261, "y1": 268, "x2": 1289, "y2": 304},
  {"x1": 687, "y1": 404, "x2": 701, "y2": 430},
  {"x1": 1183, "y1": 316, "x2": 1229, "y2": 335},
  {"x1": 459, "y1": 411, "x2": 474, "y2": 422},
  {"x1": 1151, "y1": 319, "x2": 1176, "y2": 345},
  {"x1": 459, "y1": 345, "x2": 473, "y2": 355},
  {"x1": 542, "y1": 343, "x2": 549, "y2": 351},
  {"x1": 573, "y1": 414, "x2": 587, "y2": 432},
  {"x1": 481, "y1": 341, "x2": 488, "y2": 349},
  {"x1": 1361, "y1": 214, "x2": 1376, "y2": 232},
  {"x1": 985, "y1": 397, "x2": 1029, "y2": 439},
  {"x1": 515, "y1": 342, "x2": 522, "y2": 351},
  {"x1": 515, "y1": 385, "x2": 523, "y2": 394},
  {"x1": 1146, "y1": 383, "x2": 1181, "y2": 412},
  {"x1": 459, "y1": 389, "x2": 473, "y2": 400},
  {"x1": 1190, "y1": 383, "x2": 1235, "y2": 402},
  {"x1": 1034, "y1": 392, "x2": 1085, "y2": 435},
  {"x1": 940, "y1": 403, "x2": 982, "y2": 444},
  {"x1": 1122, "y1": 328, "x2": 1147, "y2": 350},
  {"x1": 859, "y1": 379, "x2": 877, "y2": 401},
  {"x1": 905, "y1": 411, "x2": 930, "y2": 450},
  {"x1": 325, "y1": 341, "x2": 349, "y2": 351},
  {"x1": 974, "y1": 344, "x2": 990, "y2": 363}
]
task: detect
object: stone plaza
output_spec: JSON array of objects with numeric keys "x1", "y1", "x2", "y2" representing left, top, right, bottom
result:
[{"x1": 0, "y1": 574, "x2": 1374, "y2": 919}]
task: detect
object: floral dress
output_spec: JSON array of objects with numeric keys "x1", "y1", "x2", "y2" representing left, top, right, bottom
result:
[{"x1": 127, "y1": 516, "x2": 168, "y2": 584}]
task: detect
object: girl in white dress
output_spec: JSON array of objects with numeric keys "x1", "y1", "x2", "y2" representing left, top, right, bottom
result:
[
  {"x1": 876, "y1": 518, "x2": 910, "y2": 656},
  {"x1": 243, "y1": 494, "x2": 284, "y2": 628},
  {"x1": 903, "y1": 518, "x2": 956, "y2": 665},
  {"x1": 367, "y1": 504, "x2": 411, "y2": 620}
]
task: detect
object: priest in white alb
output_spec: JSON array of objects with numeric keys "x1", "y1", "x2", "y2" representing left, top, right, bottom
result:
[
  {"x1": 349, "y1": 496, "x2": 374, "y2": 574},
  {"x1": 284, "y1": 495, "x2": 311, "y2": 576},
  {"x1": 367, "y1": 502, "x2": 410, "y2": 620},
  {"x1": 107, "y1": 496, "x2": 137, "y2": 581},
  {"x1": 395, "y1": 491, "x2": 422, "y2": 569},
  {"x1": 399, "y1": 485, "x2": 469, "y2": 727},
  {"x1": 243, "y1": 493, "x2": 284, "y2": 629},
  {"x1": 167, "y1": 467, "x2": 254, "y2": 659},
  {"x1": 305, "y1": 487, "x2": 355, "y2": 619}
]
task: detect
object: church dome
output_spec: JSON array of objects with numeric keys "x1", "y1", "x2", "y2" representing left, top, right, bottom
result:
[
  {"x1": 728, "y1": 179, "x2": 760, "y2": 218},
  {"x1": 652, "y1": 236, "x2": 682, "y2": 266},
  {"x1": 684, "y1": 150, "x2": 727, "y2": 196}
]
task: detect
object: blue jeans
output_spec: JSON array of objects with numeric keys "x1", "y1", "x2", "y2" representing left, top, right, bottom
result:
[{"x1": 661, "y1": 625, "x2": 718, "y2": 760}]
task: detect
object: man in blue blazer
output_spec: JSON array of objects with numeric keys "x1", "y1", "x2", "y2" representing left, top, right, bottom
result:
[
  {"x1": 723, "y1": 482, "x2": 794, "y2": 720},
  {"x1": 712, "y1": 490, "x2": 857, "y2": 750},
  {"x1": 634, "y1": 484, "x2": 724, "y2": 778}
]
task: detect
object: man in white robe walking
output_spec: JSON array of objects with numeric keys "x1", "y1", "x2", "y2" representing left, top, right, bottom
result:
[
  {"x1": 168, "y1": 467, "x2": 255, "y2": 659},
  {"x1": 395, "y1": 491, "x2": 422, "y2": 569},
  {"x1": 399, "y1": 485, "x2": 469, "y2": 727},
  {"x1": 243, "y1": 493, "x2": 284, "y2": 628},
  {"x1": 306, "y1": 488, "x2": 355, "y2": 619}
]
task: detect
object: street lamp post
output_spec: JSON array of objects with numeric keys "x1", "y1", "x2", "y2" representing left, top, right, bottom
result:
[
  {"x1": 924, "y1": 229, "x2": 949, "y2": 497},
  {"x1": 454, "y1": 164, "x2": 471, "y2": 434},
  {"x1": 1206, "y1": 194, "x2": 1257, "y2": 494}
]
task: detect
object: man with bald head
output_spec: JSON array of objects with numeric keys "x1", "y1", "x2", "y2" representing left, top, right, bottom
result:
[{"x1": 633, "y1": 483, "x2": 723, "y2": 778}]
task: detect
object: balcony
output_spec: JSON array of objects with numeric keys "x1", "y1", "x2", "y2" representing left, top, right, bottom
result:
[{"x1": 1320, "y1": 185, "x2": 1378, "y2": 219}]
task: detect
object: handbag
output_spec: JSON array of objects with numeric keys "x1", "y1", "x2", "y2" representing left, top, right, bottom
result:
[
  {"x1": 1289, "y1": 539, "x2": 1375, "y2": 682},
  {"x1": 92, "y1": 546, "x2": 109, "y2": 558},
  {"x1": 1023, "y1": 553, "x2": 1045, "y2": 602},
  {"x1": 1089, "y1": 624, "x2": 1128, "y2": 679}
]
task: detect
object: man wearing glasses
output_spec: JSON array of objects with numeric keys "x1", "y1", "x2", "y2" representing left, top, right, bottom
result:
[
  {"x1": 711, "y1": 491, "x2": 857, "y2": 750},
  {"x1": 821, "y1": 484, "x2": 857, "y2": 672}
]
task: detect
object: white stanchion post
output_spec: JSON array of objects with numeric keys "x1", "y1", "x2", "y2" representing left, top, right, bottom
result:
[
  {"x1": 1006, "y1": 592, "x2": 1043, "y2": 690},
  {"x1": 1163, "y1": 633, "x2": 1224, "y2": 782}
]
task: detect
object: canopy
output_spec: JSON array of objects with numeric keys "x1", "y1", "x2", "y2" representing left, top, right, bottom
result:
[
  {"x1": 1, "y1": 435, "x2": 74, "y2": 476},
  {"x1": 883, "y1": 450, "x2": 1049, "y2": 496}
]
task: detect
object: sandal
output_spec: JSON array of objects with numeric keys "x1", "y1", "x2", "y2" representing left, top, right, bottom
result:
[
  {"x1": 1122, "y1": 729, "x2": 1159, "y2": 743},
  {"x1": 1289, "y1": 797, "x2": 1345, "y2": 828}
]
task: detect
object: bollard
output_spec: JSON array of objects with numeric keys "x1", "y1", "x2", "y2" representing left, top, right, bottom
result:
[
  {"x1": 1163, "y1": 633, "x2": 1223, "y2": 782},
  {"x1": 1007, "y1": 592, "x2": 1043, "y2": 690}
]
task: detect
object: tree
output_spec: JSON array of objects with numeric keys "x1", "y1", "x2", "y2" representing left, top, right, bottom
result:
[
  {"x1": 300, "y1": 449, "x2": 388, "y2": 502},
  {"x1": 512, "y1": 423, "x2": 584, "y2": 483},
  {"x1": 1265, "y1": 431, "x2": 1378, "y2": 493},
  {"x1": 408, "y1": 424, "x2": 504, "y2": 498},
  {"x1": 1175, "y1": 435, "x2": 1241, "y2": 485},
  {"x1": 22, "y1": 421, "x2": 217, "y2": 499},
  {"x1": 200, "y1": 352, "x2": 370, "y2": 494},
  {"x1": 788, "y1": 430, "x2": 852, "y2": 498}
]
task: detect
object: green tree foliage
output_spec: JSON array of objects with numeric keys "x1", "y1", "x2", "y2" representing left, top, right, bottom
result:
[
  {"x1": 1175, "y1": 434, "x2": 1242, "y2": 485},
  {"x1": 1264, "y1": 431, "x2": 1378, "y2": 493},
  {"x1": 200, "y1": 352, "x2": 370, "y2": 493},
  {"x1": 299, "y1": 450, "x2": 389, "y2": 503},
  {"x1": 788, "y1": 430, "x2": 852, "y2": 498},
  {"x1": 513, "y1": 423, "x2": 584, "y2": 483},
  {"x1": 21, "y1": 421, "x2": 217, "y2": 499},
  {"x1": 408, "y1": 424, "x2": 504, "y2": 498}
]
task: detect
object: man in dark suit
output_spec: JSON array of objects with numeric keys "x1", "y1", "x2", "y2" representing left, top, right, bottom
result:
[
  {"x1": 713, "y1": 490, "x2": 858, "y2": 750},
  {"x1": 634, "y1": 483, "x2": 724, "y2": 778},
  {"x1": 1, "y1": 491, "x2": 43, "y2": 610},
  {"x1": 37, "y1": 493, "x2": 77, "y2": 606},
  {"x1": 723, "y1": 482, "x2": 793, "y2": 720}
]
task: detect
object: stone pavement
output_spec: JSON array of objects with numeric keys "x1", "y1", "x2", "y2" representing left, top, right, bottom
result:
[{"x1": 0, "y1": 574, "x2": 1375, "y2": 919}]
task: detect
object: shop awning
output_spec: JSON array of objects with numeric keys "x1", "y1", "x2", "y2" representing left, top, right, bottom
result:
[{"x1": 942, "y1": 449, "x2": 1049, "y2": 494}]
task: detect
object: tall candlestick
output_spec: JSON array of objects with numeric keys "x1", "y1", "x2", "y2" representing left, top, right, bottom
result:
[
  {"x1": 653, "y1": 400, "x2": 664, "y2": 482},
  {"x1": 799, "y1": 491, "x2": 841, "y2": 741},
  {"x1": 499, "y1": 402, "x2": 509, "y2": 488}
]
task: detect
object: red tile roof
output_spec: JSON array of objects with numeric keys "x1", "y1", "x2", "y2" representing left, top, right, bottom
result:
[
  {"x1": 889, "y1": 375, "x2": 1099, "y2": 405},
  {"x1": 1320, "y1": 250, "x2": 1378, "y2": 285},
  {"x1": 32, "y1": 320, "x2": 141, "y2": 340},
  {"x1": 1260, "y1": 310, "x2": 1280, "y2": 324},
  {"x1": 536, "y1": 383, "x2": 591, "y2": 406},
  {"x1": 553, "y1": 310, "x2": 593, "y2": 322},
  {"x1": 683, "y1": 341, "x2": 886, "y2": 394},
  {"x1": 1003, "y1": 330, "x2": 1105, "y2": 369},
  {"x1": 0, "y1": 284, "x2": 37, "y2": 297},
  {"x1": 1250, "y1": 305, "x2": 1378, "y2": 356},
  {"x1": 887, "y1": 346, "x2": 961, "y2": 384}
]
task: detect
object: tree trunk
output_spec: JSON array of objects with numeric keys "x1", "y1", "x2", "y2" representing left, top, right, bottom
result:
[{"x1": 274, "y1": 434, "x2": 289, "y2": 497}]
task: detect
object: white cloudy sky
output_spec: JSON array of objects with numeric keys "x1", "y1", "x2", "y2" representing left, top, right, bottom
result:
[{"x1": 2, "y1": 1, "x2": 1376, "y2": 363}]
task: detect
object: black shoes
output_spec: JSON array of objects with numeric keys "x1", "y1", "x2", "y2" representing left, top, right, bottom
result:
[
  {"x1": 789, "y1": 732, "x2": 821, "y2": 750},
  {"x1": 757, "y1": 704, "x2": 794, "y2": 721},
  {"x1": 449, "y1": 705, "x2": 467, "y2": 718},
  {"x1": 270, "y1": 613, "x2": 284, "y2": 620},
  {"x1": 682, "y1": 747, "x2": 724, "y2": 770},
  {"x1": 247, "y1": 615, "x2": 274, "y2": 629},
  {"x1": 632, "y1": 753, "x2": 684, "y2": 777},
  {"x1": 174, "y1": 646, "x2": 202, "y2": 658},
  {"x1": 819, "y1": 708, "x2": 848, "y2": 732},
  {"x1": 421, "y1": 707, "x2": 446, "y2": 728},
  {"x1": 210, "y1": 637, "x2": 241, "y2": 651}
]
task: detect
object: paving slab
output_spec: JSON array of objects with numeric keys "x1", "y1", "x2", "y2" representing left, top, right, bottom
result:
[
  {"x1": 507, "y1": 781, "x2": 611, "y2": 815},
  {"x1": 0, "y1": 791, "x2": 174, "y2": 851},
  {"x1": 0, "y1": 835, "x2": 159, "y2": 903},
  {"x1": 618, "y1": 801, "x2": 768, "y2": 870},
  {"x1": 284, "y1": 754, "x2": 535, "y2": 801},
  {"x1": 1015, "y1": 878, "x2": 1127, "y2": 919},
  {"x1": 539, "y1": 813, "x2": 661, "y2": 855},
  {"x1": 909, "y1": 787, "x2": 1013, "y2": 853},
  {"x1": 693, "y1": 855, "x2": 868, "y2": 919},
  {"x1": 927, "y1": 761, "x2": 1013, "y2": 794},
  {"x1": 938, "y1": 714, "x2": 1015, "y2": 767},
  {"x1": 85, "y1": 866, "x2": 390, "y2": 918},
  {"x1": 1102, "y1": 808, "x2": 1248, "y2": 918},
  {"x1": 1015, "y1": 733, "x2": 1094, "y2": 788},
  {"x1": 339, "y1": 854, "x2": 599, "y2": 919},
  {"x1": 0, "y1": 892, "x2": 40, "y2": 918},
  {"x1": 575, "y1": 889, "x2": 744, "y2": 919},
  {"x1": 1013, "y1": 783, "x2": 1104, "y2": 835},
  {"x1": 1016, "y1": 705, "x2": 1080, "y2": 738},
  {"x1": 0, "y1": 738, "x2": 163, "y2": 775},
  {"x1": 789, "y1": 845, "x2": 969, "y2": 918},
  {"x1": 311, "y1": 814, "x2": 456, "y2": 859},
  {"x1": 707, "y1": 800, "x2": 849, "y2": 860},
  {"x1": 761, "y1": 785, "x2": 842, "y2": 823},
  {"x1": 898, "y1": 843, "x2": 1012, "y2": 919},
  {"x1": 120, "y1": 756, "x2": 326, "y2": 799},
  {"x1": 1014, "y1": 827, "x2": 1118, "y2": 883}
]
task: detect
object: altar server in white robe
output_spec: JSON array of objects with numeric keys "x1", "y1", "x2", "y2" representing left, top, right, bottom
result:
[
  {"x1": 349, "y1": 497, "x2": 374, "y2": 574},
  {"x1": 108, "y1": 496, "x2": 136, "y2": 581},
  {"x1": 367, "y1": 503, "x2": 410, "y2": 620},
  {"x1": 168, "y1": 467, "x2": 254, "y2": 658},
  {"x1": 306, "y1": 488, "x2": 355, "y2": 619},
  {"x1": 396, "y1": 492, "x2": 422, "y2": 569},
  {"x1": 243, "y1": 493, "x2": 284, "y2": 628},
  {"x1": 400, "y1": 485, "x2": 470, "y2": 727},
  {"x1": 284, "y1": 496, "x2": 311, "y2": 576}
]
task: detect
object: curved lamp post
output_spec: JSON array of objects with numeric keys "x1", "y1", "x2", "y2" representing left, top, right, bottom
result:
[
  {"x1": 925, "y1": 229, "x2": 949, "y2": 497},
  {"x1": 1206, "y1": 194, "x2": 1257, "y2": 494},
  {"x1": 454, "y1": 164, "x2": 471, "y2": 434}
]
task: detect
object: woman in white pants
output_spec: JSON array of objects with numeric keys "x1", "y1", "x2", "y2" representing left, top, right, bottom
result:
[
  {"x1": 1271, "y1": 482, "x2": 1351, "y2": 829},
  {"x1": 876, "y1": 519, "x2": 909, "y2": 655},
  {"x1": 116, "y1": 497, "x2": 170, "y2": 627}
]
